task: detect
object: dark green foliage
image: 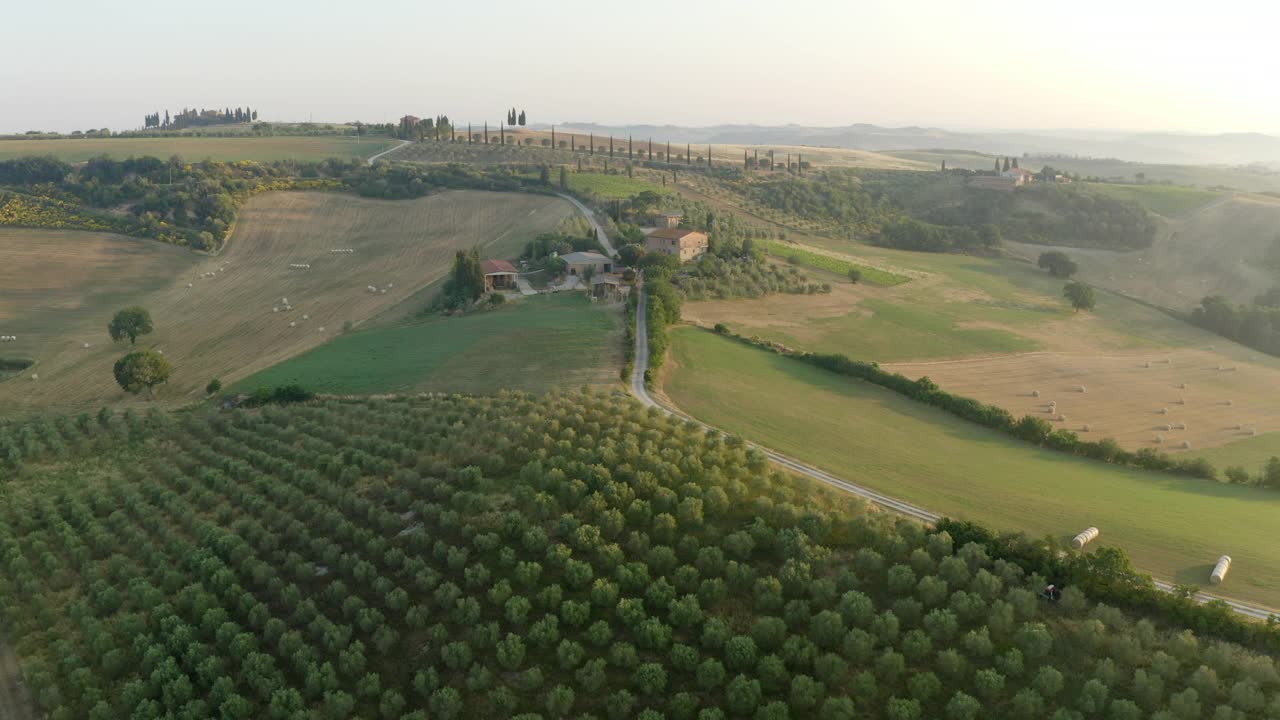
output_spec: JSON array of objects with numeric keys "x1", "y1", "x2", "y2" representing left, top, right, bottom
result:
[
  {"x1": 108, "y1": 306, "x2": 154, "y2": 345},
  {"x1": 1190, "y1": 294, "x2": 1280, "y2": 359},
  {"x1": 1063, "y1": 281, "x2": 1097, "y2": 312},
  {"x1": 1037, "y1": 251, "x2": 1078, "y2": 278}
]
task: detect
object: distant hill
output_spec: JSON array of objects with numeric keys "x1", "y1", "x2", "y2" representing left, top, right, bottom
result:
[{"x1": 544, "y1": 122, "x2": 1280, "y2": 165}]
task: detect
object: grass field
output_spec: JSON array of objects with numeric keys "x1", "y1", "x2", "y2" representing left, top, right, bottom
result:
[
  {"x1": 757, "y1": 239, "x2": 910, "y2": 286},
  {"x1": 236, "y1": 293, "x2": 623, "y2": 395},
  {"x1": 662, "y1": 327, "x2": 1280, "y2": 608},
  {"x1": 1080, "y1": 182, "x2": 1223, "y2": 218},
  {"x1": 566, "y1": 172, "x2": 670, "y2": 199},
  {"x1": 0, "y1": 190, "x2": 575, "y2": 415},
  {"x1": 0, "y1": 136, "x2": 397, "y2": 162}
]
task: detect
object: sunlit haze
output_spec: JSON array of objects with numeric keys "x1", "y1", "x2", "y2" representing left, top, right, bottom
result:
[{"x1": 3, "y1": 0, "x2": 1277, "y2": 134}]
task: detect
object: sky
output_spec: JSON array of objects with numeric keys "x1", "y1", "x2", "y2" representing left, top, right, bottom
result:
[{"x1": 2, "y1": 0, "x2": 1278, "y2": 135}]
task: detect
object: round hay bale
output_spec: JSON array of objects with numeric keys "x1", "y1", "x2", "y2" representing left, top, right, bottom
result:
[
  {"x1": 1181, "y1": 440, "x2": 1191, "y2": 449},
  {"x1": 1233, "y1": 423, "x2": 1242, "y2": 430},
  {"x1": 302, "y1": 314, "x2": 309, "y2": 320},
  {"x1": 1058, "y1": 414, "x2": 1067, "y2": 422},
  {"x1": 1031, "y1": 390, "x2": 1040, "y2": 398},
  {"x1": 31, "y1": 373, "x2": 38, "y2": 381},
  {"x1": 1210, "y1": 555, "x2": 1231, "y2": 585},
  {"x1": 186, "y1": 283, "x2": 193, "y2": 288},
  {"x1": 1159, "y1": 408, "x2": 1169, "y2": 415},
  {"x1": 1155, "y1": 435, "x2": 1164, "y2": 444},
  {"x1": 1250, "y1": 428, "x2": 1258, "y2": 437},
  {"x1": 1176, "y1": 397, "x2": 1186, "y2": 405},
  {"x1": 1159, "y1": 424, "x2": 1171, "y2": 431},
  {"x1": 1144, "y1": 361, "x2": 1151, "y2": 368},
  {"x1": 82, "y1": 343, "x2": 89, "y2": 349},
  {"x1": 1081, "y1": 424, "x2": 1091, "y2": 432},
  {"x1": 1224, "y1": 399, "x2": 1233, "y2": 406},
  {"x1": 1216, "y1": 364, "x2": 1223, "y2": 371},
  {"x1": 289, "y1": 321, "x2": 296, "y2": 328},
  {"x1": 1072, "y1": 527, "x2": 1100, "y2": 549},
  {"x1": 1178, "y1": 382, "x2": 1187, "y2": 389},
  {"x1": 318, "y1": 326, "x2": 325, "y2": 332},
  {"x1": 1076, "y1": 385, "x2": 1086, "y2": 393}
]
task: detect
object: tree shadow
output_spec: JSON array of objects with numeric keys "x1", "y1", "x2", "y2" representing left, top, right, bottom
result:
[{"x1": 1173, "y1": 564, "x2": 1216, "y2": 589}]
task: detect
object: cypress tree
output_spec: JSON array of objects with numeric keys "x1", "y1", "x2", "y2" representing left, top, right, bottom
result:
[
  {"x1": 552, "y1": 126, "x2": 556, "y2": 149},
  {"x1": 500, "y1": 122, "x2": 505, "y2": 145},
  {"x1": 590, "y1": 133, "x2": 594, "y2": 155},
  {"x1": 994, "y1": 158, "x2": 1000, "y2": 172},
  {"x1": 686, "y1": 143, "x2": 691, "y2": 165},
  {"x1": 571, "y1": 134, "x2": 576, "y2": 152},
  {"x1": 484, "y1": 122, "x2": 489, "y2": 144},
  {"x1": 469, "y1": 123, "x2": 473, "y2": 144},
  {"x1": 941, "y1": 160, "x2": 946, "y2": 171},
  {"x1": 1013, "y1": 157, "x2": 1019, "y2": 169},
  {"x1": 628, "y1": 136, "x2": 633, "y2": 159},
  {"x1": 609, "y1": 135, "x2": 614, "y2": 158},
  {"x1": 1003, "y1": 157, "x2": 1010, "y2": 172},
  {"x1": 666, "y1": 141, "x2": 671, "y2": 163},
  {"x1": 744, "y1": 149, "x2": 748, "y2": 169},
  {"x1": 648, "y1": 138, "x2": 652, "y2": 161}
]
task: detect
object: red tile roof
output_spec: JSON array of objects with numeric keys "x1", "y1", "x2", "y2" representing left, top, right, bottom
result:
[
  {"x1": 648, "y1": 227, "x2": 705, "y2": 241},
  {"x1": 481, "y1": 259, "x2": 518, "y2": 275}
]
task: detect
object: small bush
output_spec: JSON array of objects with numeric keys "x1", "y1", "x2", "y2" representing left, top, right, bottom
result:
[{"x1": 205, "y1": 378, "x2": 222, "y2": 395}]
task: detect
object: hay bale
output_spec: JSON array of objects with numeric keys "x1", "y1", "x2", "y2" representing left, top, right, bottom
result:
[
  {"x1": 1181, "y1": 440, "x2": 1192, "y2": 449},
  {"x1": 1071, "y1": 527, "x2": 1100, "y2": 549},
  {"x1": 186, "y1": 283, "x2": 193, "y2": 288},
  {"x1": 302, "y1": 314, "x2": 309, "y2": 320},
  {"x1": 1210, "y1": 555, "x2": 1231, "y2": 585},
  {"x1": 1250, "y1": 428, "x2": 1258, "y2": 437},
  {"x1": 31, "y1": 373, "x2": 38, "y2": 381},
  {"x1": 1159, "y1": 424, "x2": 1171, "y2": 431},
  {"x1": 1058, "y1": 414, "x2": 1068, "y2": 422},
  {"x1": 318, "y1": 326, "x2": 325, "y2": 332},
  {"x1": 1224, "y1": 399, "x2": 1233, "y2": 406},
  {"x1": 1031, "y1": 390, "x2": 1040, "y2": 397},
  {"x1": 1176, "y1": 397, "x2": 1186, "y2": 405},
  {"x1": 1144, "y1": 361, "x2": 1151, "y2": 368},
  {"x1": 1155, "y1": 435, "x2": 1165, "y2": 444},
  {"x1": 289, "y1": 321, "x2": 296, "y2": 328},
  {"x1": 1216, "y1": 364, "x2": 1223, "y2": 371},
  {"x1": 82, "y1": 343, "x2": 90, "y2": 349},
  {"x1": 1081, "y1": 424, "x2": 1091, "y2": 432},
  {"x1": 1159, "y1": 408, "x2": 1169, "y2": 415},
  {"x1": 1233, "y1": 423, "x2": 1242, "y2": 430},
  {"x1": 1178, "y1": 383, "x2": 1187, "y2": 390},
  {"x1": 1076, "y1": 385, "x2": 1086, "y2": 393}
]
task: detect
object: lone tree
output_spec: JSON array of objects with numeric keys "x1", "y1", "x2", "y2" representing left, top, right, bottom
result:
[
  {"x1": 1063, "y1": 281, "x2": 1096, "y2": 313},
  {"x1": 108, "y1": 306, "x2": 154, "y2": 345},
  {"x1": 1037, "y1": 251, "x2": 1078, "y2": 278},
  {"x1": 442, "y1": 248, "x2": 485, "y2": 307},
  {"x1": 113, "y1": 350, "x2": 173, "y2": 396}
]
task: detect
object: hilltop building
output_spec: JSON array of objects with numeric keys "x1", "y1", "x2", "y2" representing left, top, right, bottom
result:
[{"x1": 645, "y1": 227, "x2": 709, "y2": 261}]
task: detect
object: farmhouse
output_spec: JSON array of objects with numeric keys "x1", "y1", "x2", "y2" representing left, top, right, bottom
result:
[
  {"x1": 645, "y1": 227, "x2": 709, "y2": 262},
  {"x1": 591, "y1": 274, "x2": 630, "y2": 302},
  {"x1": 1003, "y1": 167, "x2": 1036, "y2": 185},
  {"x1": 562, "y1": 251, "x2": 613, "y2": 276},
  {"x1": 481, "y1": 259, "x2": 519, "y2": 292}
]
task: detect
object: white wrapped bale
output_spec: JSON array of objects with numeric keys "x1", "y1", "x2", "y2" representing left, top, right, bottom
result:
[
  {"x1": 1210, "y1": 555, "x2": 1231, "y2": 585},
  {"x1": 289, "y1": 321, "x2": 296, "y2": 328},
  {"x1": 1072, "y1": 527, "x2": 1100, "y2": 549}
]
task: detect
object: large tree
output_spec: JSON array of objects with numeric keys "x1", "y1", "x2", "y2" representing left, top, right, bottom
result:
[
  {"x1": 108, "y1": 306, "x2": 154, "y2": 345},
  {"x1": 448, "y1": 248, "x2": 485, "y2": 302},
  {"x1": 113, "y1": 350, "x2": 173, "y2": 396},
  {"x1": 1063, "y1": 281, "x2": 1096, "y2": 313},
  {"x1": 1037, "y1": 251, "x2": 1078, "y2": 278}
]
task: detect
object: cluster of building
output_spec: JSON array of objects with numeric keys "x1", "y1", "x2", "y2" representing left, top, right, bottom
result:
[{"x1": 479, "y1": 211, "x2": 711, "y2": 303}]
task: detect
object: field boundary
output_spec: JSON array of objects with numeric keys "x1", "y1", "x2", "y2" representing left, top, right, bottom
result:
[{"x1": 0, "y1": 630, "x2": 36, "y2": 720}]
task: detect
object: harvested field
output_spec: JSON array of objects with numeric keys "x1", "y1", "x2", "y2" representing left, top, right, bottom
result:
[
  {"x1": 0, "y1": 191, "x2": 574, "y2": 415},
  {"x1": 887, "y1": 349, "x2": 1280, "y2": 451}
]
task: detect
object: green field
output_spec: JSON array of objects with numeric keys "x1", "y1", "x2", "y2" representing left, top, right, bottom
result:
[
  {"x1": 758, "y1": 239, "x2": 910, "y2": 287},
  {"x1": 663, "y1": 327, "x2": 1280, "y2": 608},
  {"x1": 1082, "y1": 182, "x2": 1223, "y2": 218},
  {"x1": 0, "y1": 136, "x2": 397, "y2": 162},
  {"x1": 567, "y1": 172, "x2": 670, "y2": 199},
  {"x1": 236, "y1": 293, "x2": 623, "y2": 395}
]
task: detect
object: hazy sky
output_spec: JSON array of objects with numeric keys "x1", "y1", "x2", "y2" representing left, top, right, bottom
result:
[{"x1": 3, "y1": 0, "x2": 1277, "y2": 134}]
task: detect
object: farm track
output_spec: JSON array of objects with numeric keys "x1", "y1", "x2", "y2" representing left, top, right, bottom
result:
[
  {"x1": 0, "y1": 631, "x2": 36, "y2": 720},
  {"x1": 367, "y1": 139, "x2": 411, "y2": 164},
  {"x1": 629, "y1": 290, "x2": 1278, "y2": 621}
]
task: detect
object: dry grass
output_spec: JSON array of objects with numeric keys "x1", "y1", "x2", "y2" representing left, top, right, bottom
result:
[
  {"x1": 887, "y1": 349, "x2": 1280, "y2": 451},
  {"x1": 0, "y1": 190, "x2": 574, "y2": 415}
]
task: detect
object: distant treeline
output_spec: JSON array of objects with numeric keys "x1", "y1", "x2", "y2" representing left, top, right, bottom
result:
[
  {"x1": 736, "y1": 169, "x2": 1156, "y2": 253},
  {"x1": 709, "y1": 326, "x2": 1260, "y2": 486},
  {"x1": 143, "y1": 107, "x2": 258, "y2": 130}
]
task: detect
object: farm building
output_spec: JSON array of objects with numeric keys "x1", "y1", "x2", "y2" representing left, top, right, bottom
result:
[
  {"x1": 645, "y1": 227, "x2": 709, "y2": 262},
  {"x1": 562, "y1": 251, "x2": 613, "y2": 277},
  {"x1": 481, "y1": 259, "x2": 519, "y2": 292},
  {"x1": 1002, "y1": 167, "x2": 1036, "y2": 185},
  {"x1": 591, "y1": 274, "x2": 630, "y2": 302},
  {"x1": 657, "y1": 212, "x2": 683, "y2": 229}
]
